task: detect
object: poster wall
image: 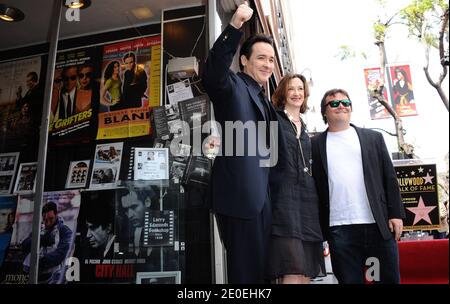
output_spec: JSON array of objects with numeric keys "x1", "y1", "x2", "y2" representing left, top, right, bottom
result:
[
  {"x1": 395, "y1": 163, "x2": 440, "y2": 231},
  {"x1": 97, "y1": 36, "x2": 161, "y2": 140}
]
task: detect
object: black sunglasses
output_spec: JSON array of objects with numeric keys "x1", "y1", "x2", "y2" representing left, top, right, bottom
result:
[
  {"x1": 78, "y1": 72, "x2": 93, "y2": 79},
  {"x1": 326, "y1": 99, "x2": 352, "y2": 108}
]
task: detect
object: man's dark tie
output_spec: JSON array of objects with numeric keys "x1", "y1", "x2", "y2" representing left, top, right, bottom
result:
[
  {"x1": 259, "y1": 89, "x2": 273, "y2": 148},
  {"x1": 67, "y1": 93, "x2": 72, "y2": 117}
]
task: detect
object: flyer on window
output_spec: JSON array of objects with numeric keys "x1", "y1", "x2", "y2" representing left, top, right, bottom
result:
[
  {"x1": 13, "y1": 162, "x2": 37, "y2": 194},
  {"x1": 89, "y1": 142, "x2": 123, "y2": 189},
  {"x1": 0, "y1": 152, "x2": 20, "y2": 195},
  {"x1": 66, "y1": 160, "x2": 90, "y2": 189},
  {"x1": 134, "y1": 148, "x2": 169, "y2": 180}
]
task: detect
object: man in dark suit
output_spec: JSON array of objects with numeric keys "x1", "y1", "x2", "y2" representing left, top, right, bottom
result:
[
  {"x1": 118, "y1": 52, "x2": 147, "y2": 110},
  {"x1": 15, "y1": 71, "x2": 43, "y2": 127},
  {"x1": 311, "y1": 88, "x2": 405, "y2": 284},
  {"x1": 58, "y1": 66, "x2": 78, "y2": 119},
  {"x1": 84, "y1": 199, "x2": 115, "y2": 259},
  {"x1": 202, "y1": 2, "x2": 281, "y2": 283}
]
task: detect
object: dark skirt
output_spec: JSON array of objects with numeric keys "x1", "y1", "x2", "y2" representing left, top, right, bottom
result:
[{"x1": 268, "y1": 236, "x2": 326, "y2": 280}]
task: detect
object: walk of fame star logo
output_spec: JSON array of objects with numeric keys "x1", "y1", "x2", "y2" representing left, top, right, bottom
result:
[
  {"x1": 406, "y1": 196, "x2": 436, "y2": 225},
  {"x1": 423, "y1": 172, "x2": 434, "y2": 184}
]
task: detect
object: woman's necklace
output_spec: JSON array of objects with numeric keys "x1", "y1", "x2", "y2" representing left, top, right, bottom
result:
[{"x1": 284, "y1": 110, "x2": 312, "y2": 176}]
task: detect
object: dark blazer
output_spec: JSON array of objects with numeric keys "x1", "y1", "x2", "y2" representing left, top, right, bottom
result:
[
  {"x1": 58, "y1": 89, "x2": 78, "y2": 119},
  {"x1": 121, "y1": 66, "x2": 147, "y2": 109},
  {"x1": 311, "y1": 124, "x2": 405, "y2": 240},
  {"x1": 202, "y1": 25, "x2": 281, "y2": 219}
]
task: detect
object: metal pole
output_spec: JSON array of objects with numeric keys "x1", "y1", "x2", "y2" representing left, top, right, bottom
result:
[
  {"x1": 29, "y1": 0, "x2": 62, "y2": 284},
  {"x1": 381, "y1": 44, "x2": 395, "y2": 112}
]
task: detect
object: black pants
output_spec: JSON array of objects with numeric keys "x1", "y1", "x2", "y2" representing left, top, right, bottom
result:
[
  {"x1": 216, "y1": 194, "x2": 271, "y2": 284},
  {"x1": 328, "y1": 224, "x2": 400, "y2": 284}
]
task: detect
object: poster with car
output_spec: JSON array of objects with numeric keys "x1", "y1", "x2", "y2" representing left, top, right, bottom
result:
[{"x1": 89, "y1": 142, "x2": 123, "y2": 189}]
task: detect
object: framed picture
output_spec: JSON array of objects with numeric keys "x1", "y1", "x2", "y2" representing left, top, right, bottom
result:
[
  {"x1": 0, "y1": 152, "x2": 20, "y2": 195},
  {"x1": 134, "y1": 148, "x2": 169, "y2": 180},
  {"x1": 66, "y1": 160, "x2": 90, "y2": 189},
  {"x1": 13, "y1": 162, "x2": 37, "y2": 194},
  {"x1": 136, "y1": 271, "x2": 181, "y2": 284},
  {"x1": 90, "y1": 142, "x2": 123, "y2": 189}
]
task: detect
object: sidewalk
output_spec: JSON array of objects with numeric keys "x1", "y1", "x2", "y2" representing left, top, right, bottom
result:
[{"x1": 310, "y1": 254, "x2": 338, "y2": 284}]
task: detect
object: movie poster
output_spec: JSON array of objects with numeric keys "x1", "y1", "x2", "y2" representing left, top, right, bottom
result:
[
  {"x1": 389, "y1": 64, "x2": 418, "y2": 117},
  {"x1": 395, "y1": 163, "x2": 440, "y2": 231},
  {"x1": 72, "y1": 190, "x2": 119, "y2": 283},
  {"x1": 0, "y1": 57, "x2": 43, "y2": 150},
  {"x1": 363, "y1": 67, "x2": 391, "y2": 120},
  {"x1": 0, "y1": 191, "x2": 80, "y2": 284},
  {"x1": 96, "y1": 36, "x2": 161, "y2": 140},
  {"x1": 112, "y1": 188, "x2": 179, "y2": 283},
  {"x1": 0, "y1": 196, "x2": 17, "y2": 268},
  {"x1": 48, "y1": 47, "x2": 101, "y2": 145}
]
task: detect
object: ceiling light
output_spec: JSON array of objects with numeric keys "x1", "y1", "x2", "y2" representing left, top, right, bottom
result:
[
  {"x1": 0, "y1": 4, "x2": 25, "y2": 22},
  {"x1": 131, "y1": 7, "x2": 154, "y2": 20},
  {"x1": 64, "y1": 0, "x2": 91, "y2": 9}
]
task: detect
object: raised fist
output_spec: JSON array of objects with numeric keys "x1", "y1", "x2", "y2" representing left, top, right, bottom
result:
[{"x1": 230, "y1": 1, "x2": 253, "y2": 29}]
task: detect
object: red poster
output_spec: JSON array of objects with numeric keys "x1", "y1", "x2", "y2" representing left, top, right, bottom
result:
[{"x1": 389, "y1": 64, "x2": 418, "y2": 117}]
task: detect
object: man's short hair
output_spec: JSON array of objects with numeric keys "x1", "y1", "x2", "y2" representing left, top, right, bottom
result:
[
  {"x1": 27, "y1": 72, "x2": 38, "y2": 82},
  {"x1": 239, "y1": 34, "x2": 274, "y2": 71},
  {"x1": 123, "y1": 52, "x2": 136, "y2": 62},
  {"x1": 320, "y1": 88, "x2": 351, "y2": 124},
  {"x1": 85, "y1": 199, "x2": 114, "y2": 229},
  {"x1": 42, "y1": 201, "x2": 57, "y2": 215},
  {"x1": 118, "y1": 188, "x2": 157, "y2": 209}
]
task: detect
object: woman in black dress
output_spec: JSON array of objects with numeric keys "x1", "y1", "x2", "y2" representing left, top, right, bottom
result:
[{"x1": 268, "y1": 74, "x2": 325, "y2": 284}]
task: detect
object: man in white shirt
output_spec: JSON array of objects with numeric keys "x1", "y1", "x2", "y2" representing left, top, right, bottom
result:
[{"x1": 311, "y1": 88, "x2": 405, "y2": 284}]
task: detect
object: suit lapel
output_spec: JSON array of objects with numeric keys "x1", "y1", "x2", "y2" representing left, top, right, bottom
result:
[
  {"x1": 247, "y1": 85, "x2": 266, "y2": 120},
  {"x1": 353, "y1": 125, "x2": 370, "y2": 180},
  {"x1": 319, "y1": 131, "x2": 328, "y2": 175},
  {"x1": 238, "y1": 72, "x2": 266, "y2": 120}
]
